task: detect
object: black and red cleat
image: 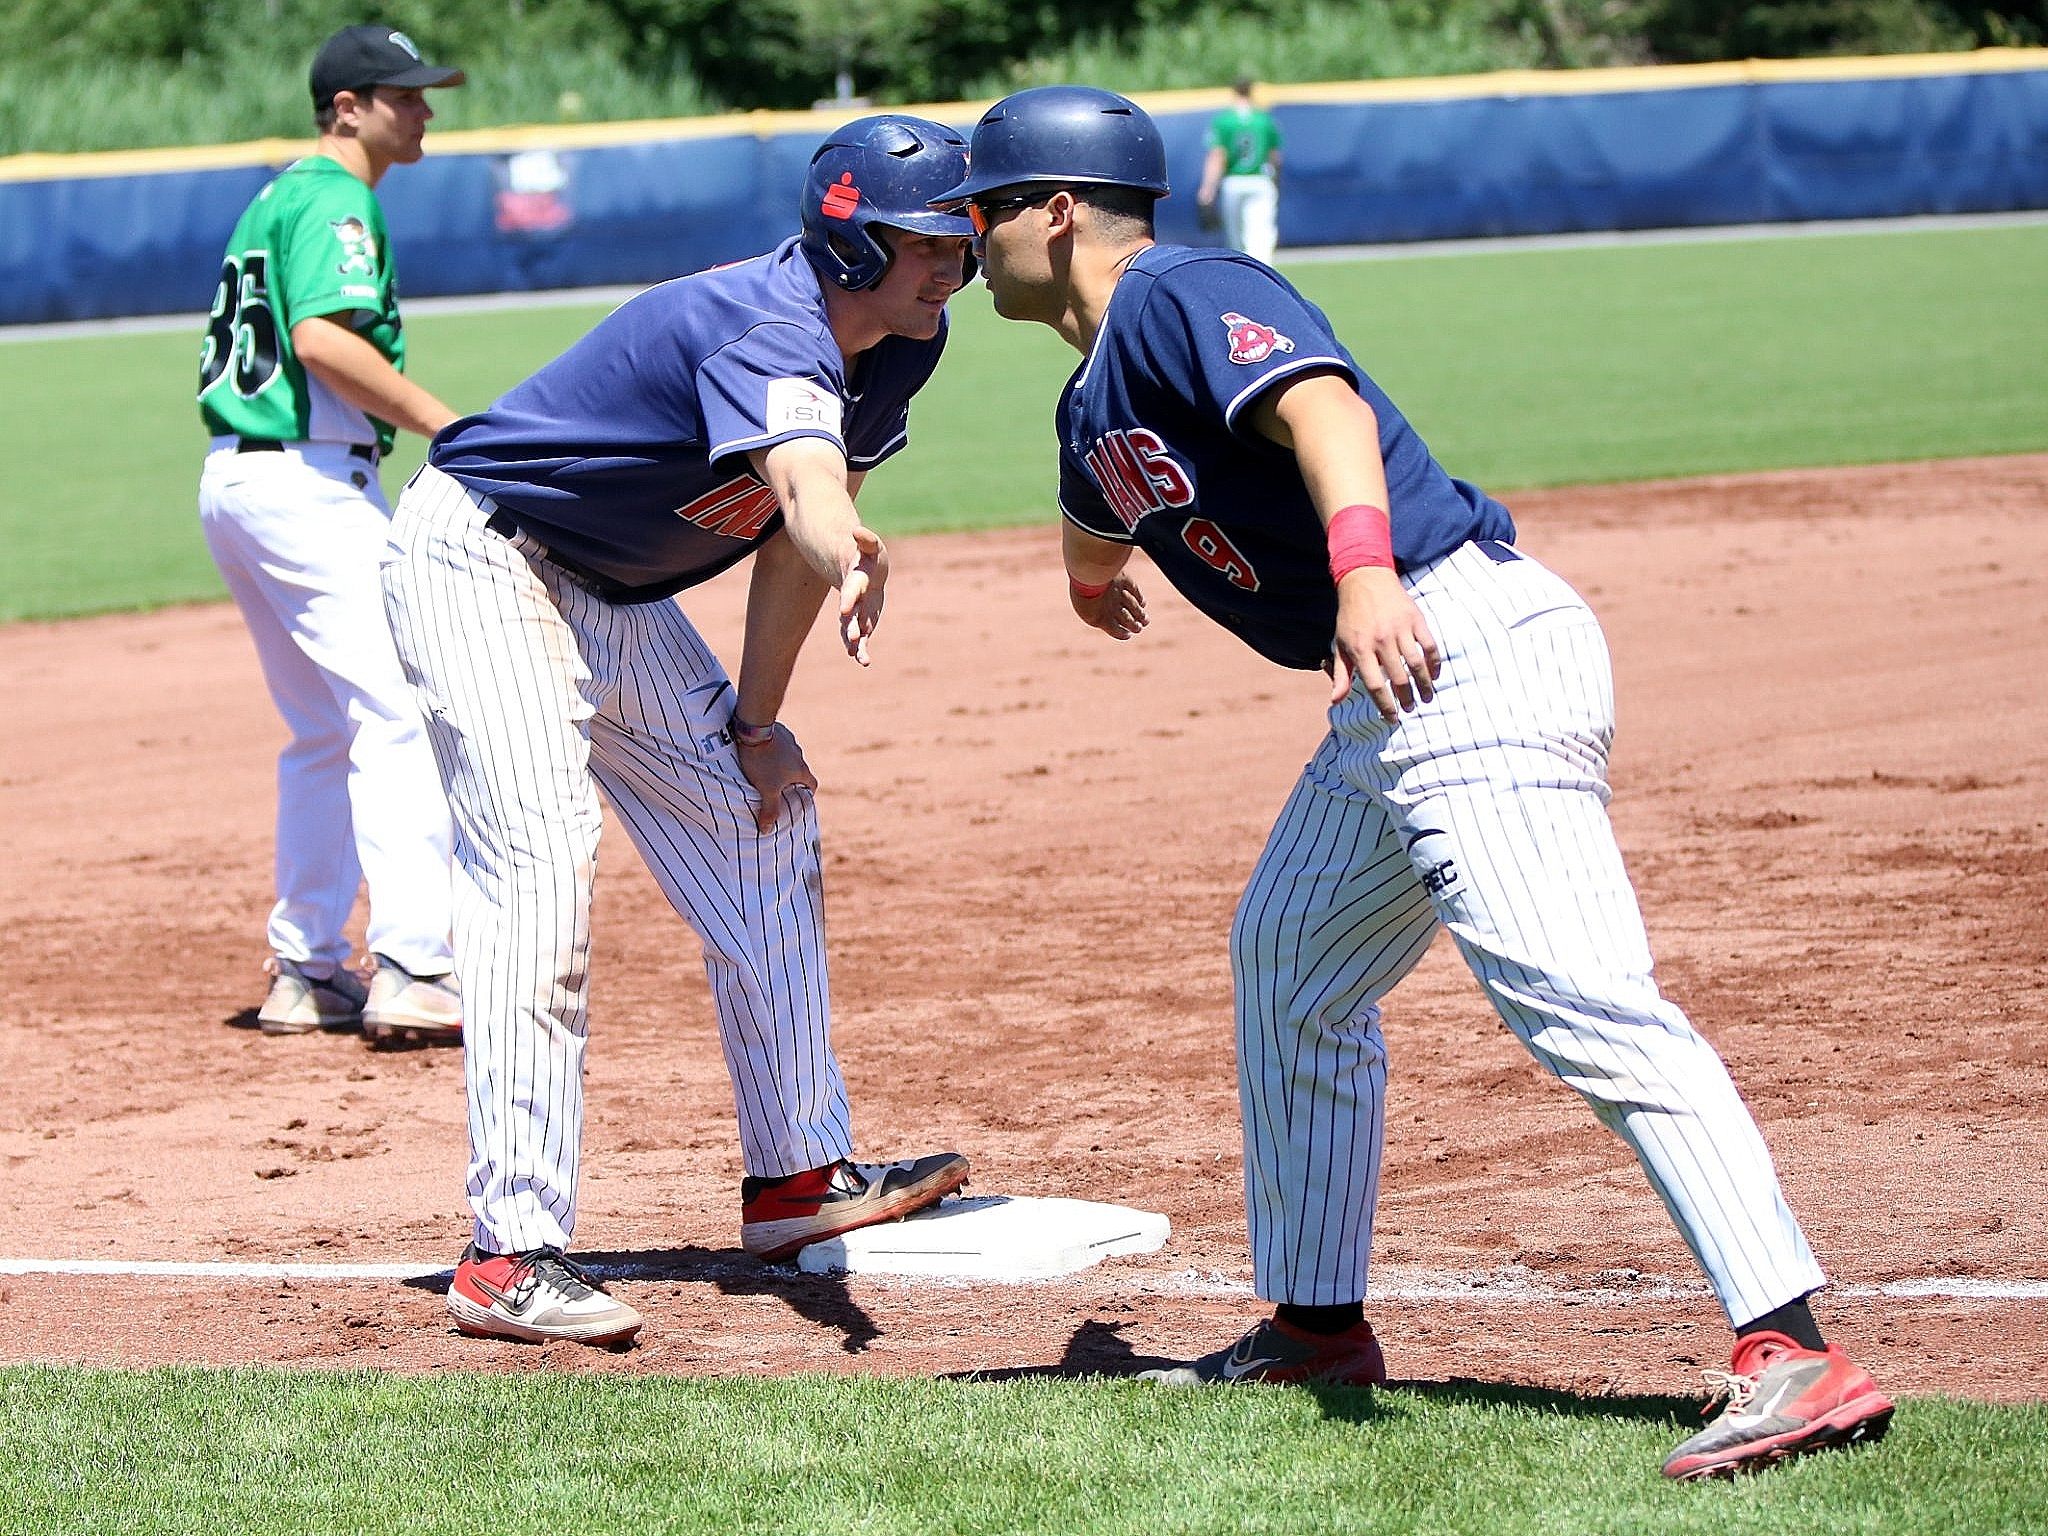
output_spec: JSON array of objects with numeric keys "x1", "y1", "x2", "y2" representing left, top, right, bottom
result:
[
  {"x1": 1137, "y1": 1314, "x2": 1387, "y2": 1387},
  {"x1": 1663, "y1": 1330, "x2": 1894, "y2": 1480},
  {"x1": 740, "y1": 1153, "x2": 969, "y2": 1262}
]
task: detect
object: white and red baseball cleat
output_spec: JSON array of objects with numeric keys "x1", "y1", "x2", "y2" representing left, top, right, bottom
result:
[
  {"x1": 1663, "y1": 1330, "x2": 1894, "y2": 1480},
  {"x1": 446, "y1": 1245, "x2": 642, "y2": 1345}
]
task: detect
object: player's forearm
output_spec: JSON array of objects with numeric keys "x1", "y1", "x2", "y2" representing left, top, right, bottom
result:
[
  {"x1": 1063, "y1": 521, "x2": 1131, "y2": 586},
  {"x1": 1199, "y1": 146, "x2": 1225, "y2": 200},
  {"x1": 292, "y1": 317, "x2": 458, "y2": 439},
  {"x1": 735, "y1": 531, "x2": 831, "y2": 726},
  {"x1": 756, "y1": 439, "x2": 866, "y2": 588}
]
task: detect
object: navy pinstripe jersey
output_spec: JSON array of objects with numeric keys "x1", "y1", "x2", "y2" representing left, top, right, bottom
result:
[
  {"x1": 1057, "y1": 245, "x2": 1514, "y2": 670},
  {"x1": 431, "y1": 238, "x2": 944, "y2": 601}
]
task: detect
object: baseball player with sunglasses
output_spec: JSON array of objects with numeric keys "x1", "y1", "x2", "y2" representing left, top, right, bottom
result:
[
  {"x1": 936, "y1": 85, "x2": 1893, "y2": 1480},
  {"x1": 197, "y1": 26, "x2": 467, "y2": 1045},
  {"x1": 385, "y1": 115, "x2": 975, "y2": 1346}
]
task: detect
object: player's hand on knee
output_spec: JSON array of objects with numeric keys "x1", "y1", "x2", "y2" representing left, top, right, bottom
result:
[
  {"x1": 1070, "y1": 573, "x2": 1148, "y2": 640},
  {"x1": 737, "y1": 724, "x2": 819, "y2": 831},
  {"x1": 1332, "y1": 568, "x2": 1441, "y2": 719},
  {"x1": 838, "y1": 525, "x2": 889, "y2": 665}
]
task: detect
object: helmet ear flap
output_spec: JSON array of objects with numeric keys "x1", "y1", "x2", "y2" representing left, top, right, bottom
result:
[{"x1": 826, "y1": 226, "x2": 891, "y2": 290}]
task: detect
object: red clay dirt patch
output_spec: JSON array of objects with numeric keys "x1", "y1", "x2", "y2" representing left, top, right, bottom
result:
[{"x1": 2, "y1": 454, "x2": 2044, "y2": 1398}]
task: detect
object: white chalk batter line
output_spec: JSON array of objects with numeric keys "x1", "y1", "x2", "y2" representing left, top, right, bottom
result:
[{"x1": 3, "y1": 1256, "x2": 2044, "y2": 1302}]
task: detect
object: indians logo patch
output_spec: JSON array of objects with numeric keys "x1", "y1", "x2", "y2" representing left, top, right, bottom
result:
[{"x1": 1221, "y1": 311, "x2": 1294, "y2": 365}]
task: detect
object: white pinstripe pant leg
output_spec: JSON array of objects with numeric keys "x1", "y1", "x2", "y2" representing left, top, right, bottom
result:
[
  {"x1": 1233, "y1": 739, "x2": 1439, "y2": 1305},
  {"x1": 586, "y1": 601, "x2": 850, "y2": 1180},
  {"x1": 1342, "y1": 542, "x2": 1827, "y2": 1325},
  {"x1": 383, "y1": 466, "x2": 603, "y2": 1254}
]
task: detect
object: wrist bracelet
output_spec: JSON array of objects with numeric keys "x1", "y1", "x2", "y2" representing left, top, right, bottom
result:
[
  {"x1": 1328, "y1": 503, "x2": 1395, "y2": 585},
  {"x1": 731, "y1": 716, "x2": 777, "y2": 747},
  {"x1": 1069, "y1": 575, "x2": 1112, "y2": 600}
]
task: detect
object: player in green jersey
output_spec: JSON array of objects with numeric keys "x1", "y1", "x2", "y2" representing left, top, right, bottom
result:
[
  {"x1": 1197, "y1": 76, "x2": 1284, "y2": 265},
  {"x1": 196, "y1": 25, "x2": 467, "y2": 1044}
]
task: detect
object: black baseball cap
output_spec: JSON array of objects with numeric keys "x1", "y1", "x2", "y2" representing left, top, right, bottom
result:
[{"x1": 310, "y1": 25, "x2": 465, "y2": 110}]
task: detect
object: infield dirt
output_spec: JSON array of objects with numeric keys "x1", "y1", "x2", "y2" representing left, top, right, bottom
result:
[{"x1": 2, "y1": 454, "x2": 2044, "y2": 1396}]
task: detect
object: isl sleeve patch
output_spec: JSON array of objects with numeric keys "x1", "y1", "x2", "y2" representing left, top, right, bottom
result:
[{"x1": 764, "y1": 376, "x2": 845, "y2": 438}]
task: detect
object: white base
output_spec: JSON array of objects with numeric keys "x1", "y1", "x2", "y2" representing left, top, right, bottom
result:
[{"x1": 794, "y1": 1194, "x2": 1170, "y2": 1281}]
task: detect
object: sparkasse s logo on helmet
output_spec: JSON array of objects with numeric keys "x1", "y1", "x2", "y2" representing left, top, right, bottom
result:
[{"x1": 822, "y1": 172, "x2": 862, "y2": 220}]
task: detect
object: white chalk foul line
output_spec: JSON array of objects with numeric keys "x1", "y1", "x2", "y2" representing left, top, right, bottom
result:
[
  {"x1": 2, "y1": 1257, "x2": 2045, "y2": 1302},
  {"x1": 0, "y1": 1259, "x2": 454, "y2": 1281}
]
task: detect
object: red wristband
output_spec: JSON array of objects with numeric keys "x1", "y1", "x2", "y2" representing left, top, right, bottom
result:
[
  {"x1": 1069, "y1": 574, "x2": 1112, "y2": 600},
  {"x1": 730, "y1": 716, "x2": 777, "y2": 747},
  {"x1": 1327, "y1": 503, "x2": 1394, "y2": 585}
]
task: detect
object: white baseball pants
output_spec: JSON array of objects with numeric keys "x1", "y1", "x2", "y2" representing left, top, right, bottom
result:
[
  {"x1": 382, "y1": 464, "x2": 853, "y2": 1255},
  {"x1": 197, "y1": 440, "x2": 453, "y2": 978},
  {"x1": 1234, "y1": 539, "x2": 1826, "y2": 1326},
  {"x1": 1221, "y1": 173, "x2": 1280, "y2": 265}
]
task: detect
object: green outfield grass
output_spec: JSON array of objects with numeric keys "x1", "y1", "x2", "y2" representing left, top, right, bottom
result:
[
  {"x1": 4, "y1": 1367, "x2": 2044, "y2": 1535},
  {"x1": 6, "y1": 221, "x2": 2045, "y2": 622}
]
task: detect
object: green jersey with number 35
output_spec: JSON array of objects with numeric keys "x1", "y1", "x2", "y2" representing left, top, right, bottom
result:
[{"x1": 197, "y1": 156, "x2": 406, "y2": 455}]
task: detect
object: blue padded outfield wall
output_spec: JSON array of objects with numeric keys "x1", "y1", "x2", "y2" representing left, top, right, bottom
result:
[{"x1": 2, "y1": 51, "x2": 2044, "y2": 325}]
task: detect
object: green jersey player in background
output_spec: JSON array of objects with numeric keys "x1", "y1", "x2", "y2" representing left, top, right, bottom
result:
[
  {"x1": 196, "y1": 25, "x2": 466, "y2": 1044},
  {"x1": 1196, "y1": 76, "x2": 1284, "y2": 265}
]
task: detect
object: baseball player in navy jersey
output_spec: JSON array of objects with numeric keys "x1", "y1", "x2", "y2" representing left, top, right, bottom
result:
[
  {"x1": 197, "y1": 26, "x2": 466, "y2": 1046},
  {"x1": 384, "y1": 115, "x2": 973, "y2": 1346},
  {"x1": 937, "y1": 86, "x2": 1893, "y2": 1479}
]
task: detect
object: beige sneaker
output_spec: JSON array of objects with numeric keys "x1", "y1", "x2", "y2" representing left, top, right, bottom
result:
[
  {"x1": 256, "y1": 958, "x2": 368, "y2": 1036},
  {"x1": 361, "y1": 956, "x2": 463, "y2": 1046}
]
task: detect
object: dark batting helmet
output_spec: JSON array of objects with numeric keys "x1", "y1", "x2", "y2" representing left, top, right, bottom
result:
[
  {"x1": 930, "y1": 85, "x2": 1170, "y2": 210},
  {"x1": 801, "y1": 114, "x2": 977, "y2": 291}
]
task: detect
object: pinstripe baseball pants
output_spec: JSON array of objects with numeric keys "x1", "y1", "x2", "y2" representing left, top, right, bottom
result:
[
  {"x1": 383, "y1": 464, "x2": 852, "y2": 1255},
  {"x1": 1235, "y1": 539, "x2": 1826, "y2": 1326}
]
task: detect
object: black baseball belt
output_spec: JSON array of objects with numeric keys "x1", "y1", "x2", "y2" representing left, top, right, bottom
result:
[{"x1": 235, "y1": 436, "x2": 380, "y2": 465}]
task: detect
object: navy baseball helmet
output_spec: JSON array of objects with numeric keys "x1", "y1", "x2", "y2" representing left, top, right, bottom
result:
[
  {"x1": 930, "y1": 85, "x2": 1170, "y2": 209},
  {"x1": 801, "y1": 114, "x2": 977, "y2": 291}
]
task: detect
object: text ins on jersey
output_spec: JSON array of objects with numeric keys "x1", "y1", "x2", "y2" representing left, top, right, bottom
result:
[{"x1": 1085, "y1": 428, "x2": 1194, "y2": 532}]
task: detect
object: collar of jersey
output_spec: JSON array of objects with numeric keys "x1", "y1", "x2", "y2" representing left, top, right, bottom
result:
[
  {"x1": 286, "y1": 154, "x2": 354, "y2": 178},
  {"x1": 774, "y1": 236, "x2": 831, "y2": 324},
  {"x1": 1073, "y1": 242, "x2": 1159, "y2": 397}
]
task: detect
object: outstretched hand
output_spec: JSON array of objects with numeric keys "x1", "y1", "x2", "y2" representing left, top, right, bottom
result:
[
  {"x1": 737, "y1": 723, "x2": 820, "y2": 831},
  {"x1": 1071, "y1": 572, "x2": 1148, "y2": 639},
  {"x1": 1330, "y1": 567, "x2": 1441, "y2": 721},
  {"x1": 838, "y1": 524, "x2": 889, "y2": 665}
]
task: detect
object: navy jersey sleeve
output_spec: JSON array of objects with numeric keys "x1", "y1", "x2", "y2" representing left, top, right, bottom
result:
[
  {"x1": 1140, "y1": 259, "x2": 1357, "y2": 436},
  {"x1": 697, "y1": 320, "x2": 847, "y2": 474},
  {"x1": 1051, "y1": 380, "x2": 1130, "y2": 543},
  {"x1": 1058, "y1": 443, "x2": 1130, "y2": 543}
]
